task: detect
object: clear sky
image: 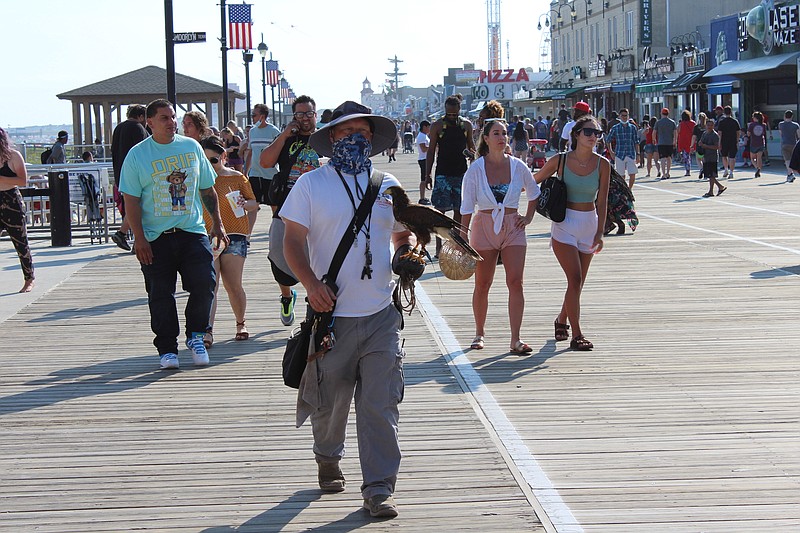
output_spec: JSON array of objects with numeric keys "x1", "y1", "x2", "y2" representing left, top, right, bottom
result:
[{"x1": 4, "y1": 0, "x2": 546, "y2": 128}]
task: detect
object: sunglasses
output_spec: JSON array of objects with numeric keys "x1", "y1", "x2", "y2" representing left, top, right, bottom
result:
[
  {"x1": 208, "y1": 157, "x2": 220, "y2": 164},
  {"x1": 578, "y1": 128, "x2": 603, "y2": 137}
]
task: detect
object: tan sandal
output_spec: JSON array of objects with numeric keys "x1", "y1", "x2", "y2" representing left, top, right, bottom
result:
[
  {"x1": 511, "y1": 340, "x2": 533, "y2": 354},
  {"x1": 470, "y1": 335, "x2": 485, "y2": 350},
  {"x1": 235, "y1": 321, "x2": 249, "y2": 341}
]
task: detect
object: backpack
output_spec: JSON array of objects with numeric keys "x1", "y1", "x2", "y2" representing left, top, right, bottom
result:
[{"x1": 40, "y1": 148, "x2": 52, "y2": 164}]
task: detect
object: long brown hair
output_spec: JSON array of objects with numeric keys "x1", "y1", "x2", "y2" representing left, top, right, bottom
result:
[
  {"x1": 477, "y1": 120, "x2": 507, "y2": 157},
  {"x1": 0, "y1": 127, "x2": 12, "y2": 162},
  {"x1": 569, "y1": 115, "x2": 598, "y2": 151}
]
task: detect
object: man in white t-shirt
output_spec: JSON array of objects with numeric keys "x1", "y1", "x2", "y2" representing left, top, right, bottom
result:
[
  {"x1": 282, "y1": 101, "x2": 418, "y2": 520},
  {"x1": 416, "y1": 120, "x2": 431, "y2": 204}
]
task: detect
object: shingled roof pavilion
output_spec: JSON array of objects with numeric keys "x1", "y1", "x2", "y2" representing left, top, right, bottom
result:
[{"x1": 56, "y1": 65, "x2": 244, "y2": 146}]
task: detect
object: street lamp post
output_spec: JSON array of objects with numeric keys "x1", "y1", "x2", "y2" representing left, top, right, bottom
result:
[
  {"x1": 243, "y1": 50, "x2": 253, "y2": 124},
  {"x1": 257, "y1": 36, "x2": 268, "y2": 105}
]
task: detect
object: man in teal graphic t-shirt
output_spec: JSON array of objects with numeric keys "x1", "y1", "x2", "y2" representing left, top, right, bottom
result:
[{"x1": 120, "y1": 99, "x2": 228, "y2": 370}]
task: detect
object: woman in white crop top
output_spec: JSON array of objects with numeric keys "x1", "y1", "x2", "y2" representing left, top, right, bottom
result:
[
  {"x1": 534, "y1": 115, "x2": 610, "y2": 351},
  {"x1": 460, "y1": 120, "x2": 540, "y2": 353}
]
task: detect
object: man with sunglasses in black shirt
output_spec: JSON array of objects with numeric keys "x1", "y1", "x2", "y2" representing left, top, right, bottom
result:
[{"x1": 260, "y1": 95, "x2": 321, "y2": 326}]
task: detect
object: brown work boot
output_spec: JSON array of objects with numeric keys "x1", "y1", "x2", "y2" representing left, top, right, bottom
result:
[
  {"x1": 317, "y1": 460, "x2": 345, "y2": 493},
  {"x1": 363, "y1": 494, "x2": 398, "y2": 518}
]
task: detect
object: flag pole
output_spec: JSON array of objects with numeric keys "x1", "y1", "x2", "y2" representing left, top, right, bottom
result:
[{"x1": 220, "y1": 0, "x2": 229, "y2": 125}]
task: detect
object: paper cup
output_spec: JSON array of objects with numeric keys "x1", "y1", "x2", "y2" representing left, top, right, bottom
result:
[{"x1": 226, "y1": 190, "x2": 245, "y2": 218}]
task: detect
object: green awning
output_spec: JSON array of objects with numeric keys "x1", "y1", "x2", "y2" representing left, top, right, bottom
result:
[{"x1": 635, "y1": 81, "x2": 671, "y2": 94}]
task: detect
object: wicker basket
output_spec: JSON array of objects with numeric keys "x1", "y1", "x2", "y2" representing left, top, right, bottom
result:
[{"x1": 438, "y1": 240, "x2": 478, "y2": 280}]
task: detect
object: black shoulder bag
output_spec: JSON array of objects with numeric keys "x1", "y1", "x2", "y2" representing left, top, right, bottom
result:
[
  {"x1": 536, "y1": 152, "x2": 568, "y2": 222},
  {"x1": 282, "y1": 170, "x2": 384, "y2": 388}
]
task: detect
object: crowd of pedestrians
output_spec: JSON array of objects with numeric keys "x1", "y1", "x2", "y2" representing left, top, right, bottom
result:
[{"x1": 7, "y1": 91, "x2": 800, "y2": 523}]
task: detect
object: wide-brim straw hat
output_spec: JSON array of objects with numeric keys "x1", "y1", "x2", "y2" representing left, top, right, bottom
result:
[
  {"x1": 439, "y1": 240, "x2": 478, "y2": 280},
  {"x1": 309, "y1": 101, "x2": 397, "y2": 157}
]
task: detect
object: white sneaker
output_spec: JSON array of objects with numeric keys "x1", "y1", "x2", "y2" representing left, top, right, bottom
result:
[
  {"x1": 186, "y1": 333, "x2": 210, "y2": 366},
  {"x1": 723, "y1": 170, "x2": 729, "y2": 178},
  {"x1": 160, "y1": 353, "x2": 180, "y2": 369}
]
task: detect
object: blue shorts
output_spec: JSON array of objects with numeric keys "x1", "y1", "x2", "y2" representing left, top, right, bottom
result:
[
  {"x1": 222, "y1": 234, "x2": 248, "y2": 258},
  {"x1": 431, "y1": 174, "x2": 464, "y2": 212}
]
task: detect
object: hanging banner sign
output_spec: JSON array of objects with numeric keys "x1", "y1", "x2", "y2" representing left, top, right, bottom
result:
[{"x1": 640, "y1": 0, "x2": 653, "y2": 45}]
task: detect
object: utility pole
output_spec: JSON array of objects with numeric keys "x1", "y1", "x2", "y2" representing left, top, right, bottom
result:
[
  {"x1": 385, "y1": 55, "x2": 406, "y2": 115},
  {"x1": 164, "y1": 0, "x2": 176, "y2": 105}
]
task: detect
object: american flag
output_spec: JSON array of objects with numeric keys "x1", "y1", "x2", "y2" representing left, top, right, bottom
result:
[
  {"x1": 286, "y1": 90, "x2": 296, "y2": 105},
  {"x1": 228, "y1": 4, "x2": 252, "y2": 50},
  {"x1": 280, "y1": 79, "x2": 290, "y2": 99},
  {"x1": 265, "y1": 60, "x2": 280, "y2": 87}
]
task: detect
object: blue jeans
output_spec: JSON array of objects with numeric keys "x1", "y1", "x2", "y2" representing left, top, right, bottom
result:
[{"x1": 141, "y1": 230, "x2": 215, "y2": 355}]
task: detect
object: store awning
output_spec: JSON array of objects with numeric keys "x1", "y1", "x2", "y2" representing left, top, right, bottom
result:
[
  {"x1": 635, "y1": 81, "x2": 672, "y2": 94},
  {"x1": 611, "y1": 83, "x2": 633, "y2": 93},
  {"x1": 536, "y1": 87, "x2": 581, "y2": 100},
  {"x1": 706, "y1": 81, "x2": 738, "y2": 95},
  {"x1": 663, "y1": 72, "x2": 705, "y2": 95},
  {"x1": 704, "y1": 52, "x2": 800, "y2": 77},
  {"x1": 584, "y1": 84, "x2": 611, "y2": 93}
]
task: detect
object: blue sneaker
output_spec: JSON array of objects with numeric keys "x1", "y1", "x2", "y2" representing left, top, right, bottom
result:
[
  {"x1": 159, "y1": 353, "x2": 179, "y2": 369},
  {"x1": 280, "y1": 289, "x2": 297, "y2": 326},
  {"x1": 186, "y1": 333, "x2": 209, "y2": 366}
]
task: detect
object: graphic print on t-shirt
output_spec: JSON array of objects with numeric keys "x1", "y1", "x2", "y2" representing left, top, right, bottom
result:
[
  {"x1": 150, "y1": 152, "x2": 199, "y2": 217},
  {"x1": 287, "y1": 141, "x2": 320, "y2": 186}
]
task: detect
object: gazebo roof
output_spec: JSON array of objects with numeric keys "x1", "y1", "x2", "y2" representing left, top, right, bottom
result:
[{"x1": 56, "y1": 65, "x2": 244, "y2": 99}]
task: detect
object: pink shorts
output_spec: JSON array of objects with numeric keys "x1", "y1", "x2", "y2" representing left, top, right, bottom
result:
[
  {"x1": 469, "y1": 211, "x2": 527, "y2": 251},
  {"x1": 551, "y1": 208, "x2": 598, "y2": 254}
]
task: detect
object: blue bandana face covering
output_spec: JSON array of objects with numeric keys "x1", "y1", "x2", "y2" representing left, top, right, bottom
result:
[{"x1": 330, "y1": 132, "x2": 372, "y2": 175}]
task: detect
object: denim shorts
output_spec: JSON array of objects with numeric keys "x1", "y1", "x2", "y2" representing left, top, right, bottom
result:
[{"x1": 222, "y1": 234, "x2": 248, "y2": 258}]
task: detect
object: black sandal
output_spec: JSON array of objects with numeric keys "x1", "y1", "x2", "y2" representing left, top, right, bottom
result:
[
  {"x1": 554, "y1": 320, "x2": 570, "y2": 342},
  {"x1": 203, "y1": 329, "x2": 213, "y2": 349},
  {"x1": 570, "y1": 335, "x2": 593, "y2": 351}
]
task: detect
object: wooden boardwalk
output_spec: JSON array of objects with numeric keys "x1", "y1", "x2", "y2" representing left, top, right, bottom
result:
[{"x1": 1, "y1": 151, "x2": 798, "y2": 532}]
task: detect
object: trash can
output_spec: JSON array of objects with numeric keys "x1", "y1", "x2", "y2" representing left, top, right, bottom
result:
[{"x1": 48, "y1": 170, "x2": 71, "y2": 246}]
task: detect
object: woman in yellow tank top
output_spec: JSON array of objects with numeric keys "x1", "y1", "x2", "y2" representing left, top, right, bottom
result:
[
  {"x1": 534, "y1": 115, "x2": 610, "y2": 351},
  {"x1": 201, "y1": 136, "x2": 258, "y2": 347}
]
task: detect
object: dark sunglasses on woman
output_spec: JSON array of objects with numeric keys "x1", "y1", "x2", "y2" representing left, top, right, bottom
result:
[{"x1": 579, "y1": 128, "x2": 603, "y2": 137}]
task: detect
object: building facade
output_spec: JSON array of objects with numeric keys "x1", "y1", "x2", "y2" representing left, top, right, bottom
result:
[{"x1": 529, "y1": 0, "x2": 797, "y2": 126}]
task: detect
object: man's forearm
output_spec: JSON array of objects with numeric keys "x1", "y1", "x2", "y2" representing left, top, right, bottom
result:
[
  {"x1": 200, "y1": 188, "x2": 222, "y2": 223},
  {"x1": 122, "y1": 194, "x2": 145, "y2": 240}
]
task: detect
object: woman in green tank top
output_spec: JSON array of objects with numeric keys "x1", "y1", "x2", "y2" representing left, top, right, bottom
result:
[{"x1": 534, "y1": 115, "x2": 610, "y2": 351}]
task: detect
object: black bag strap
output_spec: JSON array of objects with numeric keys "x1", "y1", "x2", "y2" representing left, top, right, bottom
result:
[
  {"x1": 557, "y1": 151, "x2": 566, "y2": 180},
  {"x1": 324, "y1": 169, "x2": 384, "y2": 287}
]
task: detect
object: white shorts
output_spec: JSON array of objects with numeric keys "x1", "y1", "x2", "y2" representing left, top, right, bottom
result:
[
  {"x1": 614, "y1": 156, "x2": 638, "y2": 176},
  {"x1": 551, "y1": 208, "x2": 599, "y2": 254}
]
